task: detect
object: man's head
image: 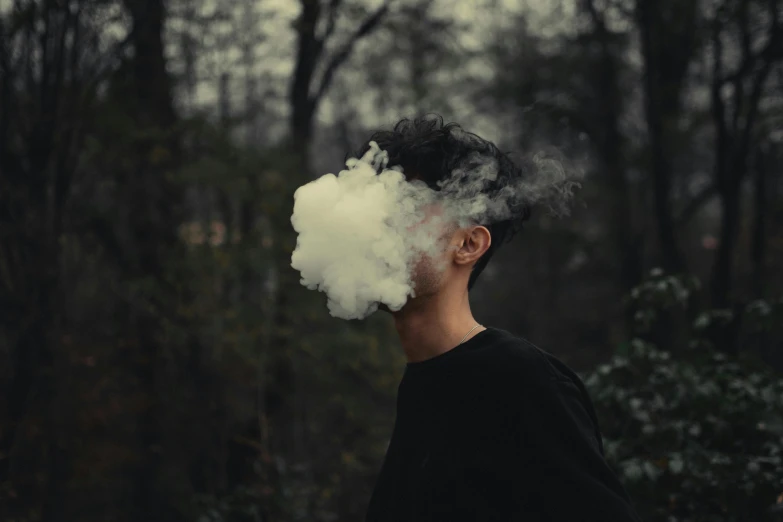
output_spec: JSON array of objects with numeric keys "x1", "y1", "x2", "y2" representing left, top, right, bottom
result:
[{"x1": 350, "y1": 114, "x2": 532, "y2": 297}]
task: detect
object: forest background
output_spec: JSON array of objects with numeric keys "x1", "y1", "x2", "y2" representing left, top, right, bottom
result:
[{"x1": 2, "y1": 0, "x2": 783, "y2": 521}]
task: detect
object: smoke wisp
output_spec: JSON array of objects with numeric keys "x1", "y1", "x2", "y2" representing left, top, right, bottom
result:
[{"x1": 290, "y1": 139, "x2": 581, "y2": 320}]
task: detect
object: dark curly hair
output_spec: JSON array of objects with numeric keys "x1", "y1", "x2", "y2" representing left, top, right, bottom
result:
[{"x1": 349, "y1": 113, "x2": 533, "y2": 291}]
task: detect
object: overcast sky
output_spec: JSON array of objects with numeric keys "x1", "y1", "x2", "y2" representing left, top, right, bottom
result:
[
  {"x1": 0, "y1": 0, "x2": 576, "y2": 152},
  {"x1": 177, "y1": 0, "x2": 578, "y2": 149}
]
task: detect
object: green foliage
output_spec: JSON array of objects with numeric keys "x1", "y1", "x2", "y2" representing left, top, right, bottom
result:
[
  {"x1": 586, "y1": 271, "x2": 783, "y2": 521},
  {"x1": 4, "y1": 0, "x2": 782, "y2": 519},
  {"x1": 162, "y1": 117, "x2": 404, "y2": 522}
]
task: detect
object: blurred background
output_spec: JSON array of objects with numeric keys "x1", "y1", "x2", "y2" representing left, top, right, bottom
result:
[{"x1": 1, "y1": 0, "x2": 783, "y2": 521}]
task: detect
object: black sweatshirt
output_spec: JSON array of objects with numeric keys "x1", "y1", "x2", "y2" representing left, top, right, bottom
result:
[{"x1": 365, "y1": 327, "x2": 642, "y2": 522}]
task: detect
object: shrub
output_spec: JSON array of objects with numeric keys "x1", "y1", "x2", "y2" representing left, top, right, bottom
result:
[{"x1": 585, "y1": 271, "x2": 783, "y2": 522}]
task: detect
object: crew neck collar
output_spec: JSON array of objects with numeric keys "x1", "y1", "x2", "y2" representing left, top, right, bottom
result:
[{"x1": 405, "y1": 327, "x2": 497, "y2": 371}]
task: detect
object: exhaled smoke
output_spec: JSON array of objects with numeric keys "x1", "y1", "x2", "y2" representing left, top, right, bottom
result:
[
  {"x1": 437, "y1": 150, "x2": 581, "y2": 229},
  {"x1": 290, "y1": 140, "x2": 581, "y2": 320},
  {"x1": 290, "y1": 142, "x2": 440, "y2": 319}
]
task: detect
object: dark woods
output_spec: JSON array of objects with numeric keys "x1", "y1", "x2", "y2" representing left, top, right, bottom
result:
[{"x1": 0, "y1": 1, "x2": 782, "y2": 521}]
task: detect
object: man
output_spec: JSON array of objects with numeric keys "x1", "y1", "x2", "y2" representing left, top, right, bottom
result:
[{"x1": 354, "y1": 115, "x2": 642, "y2": 521}]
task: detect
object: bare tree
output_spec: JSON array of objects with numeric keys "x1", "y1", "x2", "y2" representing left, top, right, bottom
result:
[
  {"x1": 635, "y1": 0, "x2": 703, "y2": 275},
  {"x1": 289, "y1": 0, "x2": 391, "y2": 169},
  {"x1": 120, "y1": 0, "x2": 184, "y2": 518},
  {"x1": 0, "y1": 1, "x2": 129, "y2": 519},
  {"x1": 708, "y1": 0, "x2": 782, "y2": 314},
  {"x1": 260, "y1": 0, "x2": 393, "y2": 512},
  {"x1": 582, "y1": 0, "x2": 642, "y2": 293},
  {"x1": 751, "y1": 140, "x2": 772, "y2": 298}
]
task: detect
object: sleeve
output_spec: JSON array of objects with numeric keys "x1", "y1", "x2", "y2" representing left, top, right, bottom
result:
[{"x1": 514, "y1": 375, "x2": 643, "y2": 522}]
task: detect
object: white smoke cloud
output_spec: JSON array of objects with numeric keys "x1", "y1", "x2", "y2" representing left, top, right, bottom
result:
[
  {"x1": 290, "y1": 140, "x2": 580, "y2": 320},
  {"x1": 290, "y1": 142, "x2": 438, "y2": 319}
]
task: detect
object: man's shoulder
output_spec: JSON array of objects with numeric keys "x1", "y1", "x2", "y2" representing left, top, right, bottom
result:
[{"x1": 482, "y1": 327, "x2": 584, "y2": 390}]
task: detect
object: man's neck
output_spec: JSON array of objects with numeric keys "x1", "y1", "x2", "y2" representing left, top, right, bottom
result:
[{"x1": 391, "y1": 288, "x2": 484, "y2": 363}]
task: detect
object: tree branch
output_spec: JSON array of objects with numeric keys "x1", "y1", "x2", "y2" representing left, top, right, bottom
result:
[
  {"x1": 583, "y1": 0, "x2": 606, "y2": 32},
  {"x1": 710, "y1": 11, "x2": 729, "y2": 186},
  {"x1": 607, "y1": 0, "x2": 634, "y2": 19},
  {"x1": 312, "y1": 1, "x2": 390, "y2": 104},
  {"x1": 676, "y1": 184, "x2": 717, "y2": 225},
  {"x1": 730, "y1": 0, "x2": 752, "y2": 135},
  {"x1": 735, "y1": 54, "x2": 775, "y2": 174},
  {"x1": 320, "y1": 0, "x2": 343, "y2": 44},
  {"x1": 0, "y1": 16, "x2": 12, "y2": 174},
  {"x1": 728, "y1": 0, "x2": 781, "y2": 175},
  {"x1": 720, "y1": 26, "x2": 783, "y2": 85}
]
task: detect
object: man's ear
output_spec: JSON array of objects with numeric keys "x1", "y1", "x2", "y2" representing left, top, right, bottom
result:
[{"x1": 454, "y1": 226, "x2": 491, "y2": 267}]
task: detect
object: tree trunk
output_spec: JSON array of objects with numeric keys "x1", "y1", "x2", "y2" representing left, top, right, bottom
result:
[
  {"x1": 265, "y1": 1, "x2": 391, "y2": 504},
  {"x1": 122, "y1": 1, "x2": 182, "y2": 519},
  {"x1": 710, "y1": 173, "x2": 742, "y2": 310},
  {"x1": 0, "y1": 4, "x2": 74, "y2": 518},
  {"x1": 636, "y1": 0, "x2": 699, "y2": 275},
  {"x1": 709, "y1": 154, "x2": 743, "y2": 355},
  {"x1": 711, "y1": 0, "x2": 776, "y2": 296},
  {"x1": 588, "y1": 4, "x2": 641, "y2": 292},
  {"x1": 125, "y1": 0, "x2": 177, "y2": 129},
  {"x1": 750, "y1": 145, "x2": 768, "y2": 298},
  {"x1": 289, "y1": 0, "x2": 322, "y2": 171}
]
